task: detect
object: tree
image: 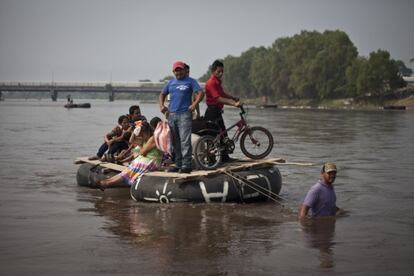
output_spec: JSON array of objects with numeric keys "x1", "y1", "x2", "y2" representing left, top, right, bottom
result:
[
  {"x1": 346, "y1": 50, "x2": 406, "y2": 98},
  {"x1": 249, "y1": 47, "x2": 272, "y2": 98},
  {"x1": 199, "y1": 30, "x2": 405, "y2": 101}
]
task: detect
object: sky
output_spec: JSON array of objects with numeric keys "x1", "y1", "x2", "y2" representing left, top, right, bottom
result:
[{"x1": 0, "y1": 0, "x2": 413, "y2": 82}]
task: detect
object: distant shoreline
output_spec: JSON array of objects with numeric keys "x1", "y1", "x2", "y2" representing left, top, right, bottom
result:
[
  {"x1": 2, "y1": 87, "x2": 413, "y2": 111},
  {"x1": 251, "y1": 87, "x2": 414, "y2": 111}
]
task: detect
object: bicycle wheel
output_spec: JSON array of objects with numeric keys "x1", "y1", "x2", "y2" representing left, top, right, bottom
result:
[
  {"x1": 240, "y1": 126, "x2": 274, "y2": 159},
  {"x1": 194, "y1": 135, "x2": 222, "y2": 170}
]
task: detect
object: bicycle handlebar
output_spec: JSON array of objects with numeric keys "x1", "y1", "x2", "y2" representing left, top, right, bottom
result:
[{"x1": 240, "y1": 105, "x2": 246, "y2": 115}]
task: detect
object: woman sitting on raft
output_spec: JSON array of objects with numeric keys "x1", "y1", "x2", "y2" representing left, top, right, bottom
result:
[{"x1": 95, "y1": 120, "x2": 163, "y2": 191}]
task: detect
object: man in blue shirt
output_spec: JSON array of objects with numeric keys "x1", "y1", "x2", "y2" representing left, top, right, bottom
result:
[
  {"x1": 159, "y1": 61, "x2": 204, "y2": 173},
  {"x1": 299, "y1": 162, "x2": 340, "y2": 219}
]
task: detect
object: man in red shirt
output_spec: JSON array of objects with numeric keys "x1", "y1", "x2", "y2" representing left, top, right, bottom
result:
[{"x1": 204, "y1": 60, "x2": 241, "y2": 161}]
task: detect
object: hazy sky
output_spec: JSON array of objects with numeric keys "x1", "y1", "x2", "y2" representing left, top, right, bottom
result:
[{"x1": 0, "y1": 0, "x2": 413, "y2": 82}]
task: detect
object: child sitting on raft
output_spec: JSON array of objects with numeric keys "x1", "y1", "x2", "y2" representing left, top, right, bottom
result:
[
  {"x1": 115, "y1": 120, "x2": 145, "y2": 164},
  {"x1": 88, "y1": 115, "x2": 131, "y2": 161},
  {"x1": 95, "y1": 120, "x2": 163, "y2": 190},
  {"x1": 115, "y1": 117, "x2": 162, "y2": 165}
]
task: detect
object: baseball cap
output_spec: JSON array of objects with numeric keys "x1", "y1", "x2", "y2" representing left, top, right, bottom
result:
[
  {"x1": 323, "y1": 162, "x2": 337, "y2": 173},
  {"x1": 173, "y1": 61, "x2": 185, "y2": 71}
]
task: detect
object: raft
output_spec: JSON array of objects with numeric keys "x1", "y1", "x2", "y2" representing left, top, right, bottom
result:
[
  {"x1": 130, "y1": 165, "x2": 282, "y2": 203},
  {"x1": 64, "y1": 103, "x2": 91, "y2": 108},
  {"x1": 75, "y1": 157, "x2": 284, "y2": 204}
]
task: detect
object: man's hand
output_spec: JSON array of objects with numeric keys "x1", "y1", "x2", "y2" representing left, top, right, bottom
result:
[
  {"x1": 234, "y1": 100, "x2": 241, "y2": 107},
  {"x1": 188, "y1": 104, "x2": 197, "y2": 112},
  {"x1": 160, "y1": 105, "x2": 168, "y2": 114}
]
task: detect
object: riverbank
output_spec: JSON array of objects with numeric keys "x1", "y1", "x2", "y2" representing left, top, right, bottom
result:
[
  {"x1": 277, "y1": 96, "x2": 414, "y2": 110},
  {"x1": 250, "y1": 87, "x2": 414, "y2": 110}
]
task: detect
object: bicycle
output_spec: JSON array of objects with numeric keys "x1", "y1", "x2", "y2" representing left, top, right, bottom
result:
[{"x1": 194, "y1": 105, "x2": 274, "y2": 170}]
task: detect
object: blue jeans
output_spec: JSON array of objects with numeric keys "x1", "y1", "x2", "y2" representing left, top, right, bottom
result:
[
  {"x1": 169, "y1": 111, "x2": 192, "y2": 169},
  {"x1": 96, "y1": 141, "x2": 128, "y2": 158}
]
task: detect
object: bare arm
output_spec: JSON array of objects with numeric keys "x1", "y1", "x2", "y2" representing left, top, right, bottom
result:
[
  {"x1": 104, "y1": 133, "x2": 119, "y2": 145},
  {"x1": 217, "y1": 96, "x2": 241, "y2": 107},
  {"x1": 159, "y1": 92, "x2": 168, "y2": 114},
  {"x1": 298, "y1": 205, "x2": 310, "y2": 220},
  {"x1": 119, "y1": 154, "x2": 134, "y2": 164},
  {"x1": 222, "y1": 91, "x2": 239, "y2": 101},
  {"x1": 335, "y1": 206, "x2": 347, "y2": 216},
  {"x1": 104, "y1": 134, "x2": 111, "y2": 144},
  {"x1": 139, "y1": 137, "x2": 156, "y2": 157},
  {"x1": 189, "y1": 91, "x2": 204, "y2": 112},
  {"x1": 111, "y1": 135, "x2": 125, "y2": 143}
]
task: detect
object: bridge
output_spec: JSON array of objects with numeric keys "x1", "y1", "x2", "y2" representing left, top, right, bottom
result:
[{"x1": 0, "y1": 81, "x2": 168, "y2": 101}]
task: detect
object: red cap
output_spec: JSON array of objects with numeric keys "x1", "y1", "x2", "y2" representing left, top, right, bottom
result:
[{"x1": 173, "y1": 61, "x2": 185, "y2": 71}]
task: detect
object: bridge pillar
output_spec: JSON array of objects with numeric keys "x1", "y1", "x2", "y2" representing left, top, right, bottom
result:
[
  {"x1": 50, "y1": 89, "x2": 58, "y2": 101},
  {"x1": 106, "y1": 84, "x2": 114, "y2": 101}
]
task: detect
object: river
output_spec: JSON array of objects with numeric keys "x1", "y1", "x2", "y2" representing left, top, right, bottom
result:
[{"x1": 0, "y1": 99, "x2": 413, "y2": 275}]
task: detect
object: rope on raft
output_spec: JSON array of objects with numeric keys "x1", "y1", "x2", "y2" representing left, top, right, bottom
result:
[{"x1": 222, "y1": 170, "x2": 288, "y2": 206}]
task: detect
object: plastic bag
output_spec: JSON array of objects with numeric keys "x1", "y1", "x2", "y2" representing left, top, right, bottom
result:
[{"x1": 154, "y1": 121, "x2": 173, "y2": 155}]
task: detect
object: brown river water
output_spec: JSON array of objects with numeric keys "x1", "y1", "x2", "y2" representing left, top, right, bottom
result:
[{"x1": 0, "y1": 99, "x2": 413, "y2": 275}]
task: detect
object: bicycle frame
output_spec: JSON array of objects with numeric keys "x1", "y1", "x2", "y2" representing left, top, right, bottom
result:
[{"x1": 215, "y1": 108, "x2": 249, "y2": 144}]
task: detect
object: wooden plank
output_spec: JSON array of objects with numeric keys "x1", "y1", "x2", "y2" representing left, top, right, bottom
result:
[
  {"x1": 74, "y1": 156, "x2": 313, "y2": 183},
  {"x1": 75, "y1": 157, "x2": 126, "y2": 172}
]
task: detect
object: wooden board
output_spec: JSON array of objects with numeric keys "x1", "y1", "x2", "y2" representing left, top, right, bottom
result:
[
  {"x1": 74, "y1": 156, "x2": 313, "y2": 183},
  {"x1": 75, "y1": 157, "x2": 126, "y2": 171}
]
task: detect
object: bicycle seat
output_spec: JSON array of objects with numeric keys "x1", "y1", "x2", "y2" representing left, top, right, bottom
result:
[{"x1": 192, "y1": 117, "x2": 220, "y2": 137}]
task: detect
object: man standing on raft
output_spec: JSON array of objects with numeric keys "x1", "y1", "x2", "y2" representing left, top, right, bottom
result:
[
  {"x1": 204, "y1": 59, "x2": 241, "y2": 162},
  {"x1": 159, "y1": 61, "x2": 204, "y2": 173}
]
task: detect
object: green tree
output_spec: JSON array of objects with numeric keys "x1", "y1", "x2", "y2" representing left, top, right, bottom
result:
[
  {"x1": 199, "y1": 30, "x2": 405, "y2": 101},
  {"x1": 365, "y1": 50, "x2": 405, "y2": 97},
  {"x1": 249, "y1": 47, "x2": 272, "y2": 98},
  {"x1": 346, "y1": 50, "x2": 406, "y2": 98},
  {"x1": 346, "y1": 57, "x2": 367, "y2": 98}
]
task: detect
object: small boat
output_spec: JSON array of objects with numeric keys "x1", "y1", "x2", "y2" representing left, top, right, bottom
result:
[
  {"x1": 383, "y1": 105, "x2": 406, "y2": 110},
  {"x1": 75, "y1": 157, "x2": 283, "y2": 204},
  {"x1": 64, "y1": 103, "x2": 91, "y2": 108}
]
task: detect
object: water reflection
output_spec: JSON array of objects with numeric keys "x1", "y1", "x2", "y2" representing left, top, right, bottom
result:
[
  {"x1": 301, "y1": 217, "x2": 336, "y2": 269},
  {"x1": 87, "y1": 191, "x2": 296, "y2": 273}
]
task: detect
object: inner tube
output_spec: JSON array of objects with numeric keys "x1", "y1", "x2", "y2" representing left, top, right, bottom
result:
[
  {"x1": 77, "y1": 163, "x2": 283, "y2": 204},
  {"x1": 130, "y1": 166, "x2": 282, "y2": 204},
  {"x1": 76, "y1": 163, "x2": 126, "y2": 189}
]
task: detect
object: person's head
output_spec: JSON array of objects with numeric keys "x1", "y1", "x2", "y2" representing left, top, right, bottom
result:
[
  {"x1": 321, "y1": 162, "x2": 337, "y2": 185},
  {"x1": 129, "y1": 105, "x2": 142, "y2": 122},
  {"x1": 184, "y1": 63, "x2": 190, "y2": 77},
  {"x1": 149, "y1": 116, "x2": 162, "y2": 131},
  {"x1": 118, "y1": 115, "x2": 130, "y2": 130},
  {"x1": 211, "y1": 59, "x2": 224, "y2": 79},
  {"x1": 172, "y1": 61, "x2": 186, "y2": 80},
  {"x1": 133, "y1": 120, "x2": 153, "y2": 142}
]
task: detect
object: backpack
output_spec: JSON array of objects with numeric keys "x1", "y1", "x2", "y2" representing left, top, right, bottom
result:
[{"x1": 154, "y1": 121, "x2": 173, "y2": 155}]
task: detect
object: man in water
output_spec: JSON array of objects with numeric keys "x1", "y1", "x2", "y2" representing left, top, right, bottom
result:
[
  {"x1": 299, "y1": 162, "x2": 341, "y2": 219},
  {"x1": 204, "y1": 59, "x2": 241, "y2": 162},
  {"x1": 159, "y1": 61, "x2": 204, "y2": 173}
]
